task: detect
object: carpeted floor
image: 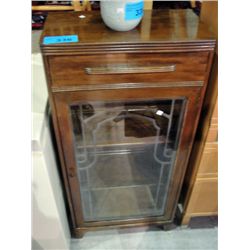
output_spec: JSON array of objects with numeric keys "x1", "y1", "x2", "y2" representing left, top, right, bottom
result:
[{"x1": 70, "y1": 226, "x2": 218, "y2": 250}]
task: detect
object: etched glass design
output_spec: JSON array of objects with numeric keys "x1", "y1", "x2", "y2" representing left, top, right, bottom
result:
[{"x1": 70, "y1": 99, "x2": 186, "y2": 221}]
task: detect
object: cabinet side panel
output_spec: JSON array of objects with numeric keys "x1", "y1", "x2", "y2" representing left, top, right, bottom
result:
[{"x1": 42, "y1": 55, "x2": 83, "y2": 230}]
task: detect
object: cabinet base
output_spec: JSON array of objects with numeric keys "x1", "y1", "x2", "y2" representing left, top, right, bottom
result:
[
  {"x1": 72, "y1": 221, "x2": 175, "y2": 238},
  {"x1": 162, "y1": 223, "x2": 177, "y2": 231},
  {"x1": 72, "y1": 229, "x2": 85, "y2": 239}
]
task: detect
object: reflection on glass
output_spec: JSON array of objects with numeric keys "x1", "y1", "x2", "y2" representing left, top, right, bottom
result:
[{"x1": 70, "y1": 99, "x2": 186, "y2": 221}]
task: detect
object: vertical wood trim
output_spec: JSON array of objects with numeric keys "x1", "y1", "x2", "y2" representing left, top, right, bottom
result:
[
  {"x1": 83, "y1": 0, "x2": 92, "y2": 11},
  {"x1": 54, "y1": 95, "x2": 85, "y2": 227},
  {"x1": 42, "y1": 56, "x2": 78, "y2": 230},
  {"x1": 144, "y1": 0, "x2": 153, "y2": 10},
  {"x1": 200, "y1": 1, "x2": 218, "y2": 41},
  {"x1": 182, "y1": 214, "x2": 191, "y2": 225},
  {"x1": 165, "y1": 91, "x2": 203, "y2": 220},
  {"x1": 141, "y1": 9, "x2": 152, "y2": 39},
  {"x1": 72, "y1": 0, "x2": 82, "y2": 11},
  {"x1": 190, "y1": 1, "x2": 196, "y2": 9}
]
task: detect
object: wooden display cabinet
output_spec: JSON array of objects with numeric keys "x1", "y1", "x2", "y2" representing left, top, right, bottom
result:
[{"x1": 40, "y1": 9, "x2": 215, "y2": 237}]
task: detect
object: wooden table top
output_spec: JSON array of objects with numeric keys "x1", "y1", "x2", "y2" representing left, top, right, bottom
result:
[{"x1": 40, "y1": 9, "x2": 216, "y2": 49}]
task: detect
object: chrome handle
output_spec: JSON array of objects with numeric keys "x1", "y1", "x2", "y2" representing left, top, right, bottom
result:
[{"x1": 84, "y1": 65, "x2": 176, "y2": 75}]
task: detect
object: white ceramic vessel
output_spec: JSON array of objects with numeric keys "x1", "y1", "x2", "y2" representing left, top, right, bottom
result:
[{"x1": 100, "y1": 0, "x2": 144, "y2": 32}]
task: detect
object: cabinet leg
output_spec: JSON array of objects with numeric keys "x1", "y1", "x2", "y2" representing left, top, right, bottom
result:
[
  {"x1": 161, "y1": 223, "x2": 176, "y2": 231},
  {"x1": 72, "y1": 229, "x2": 85, "y2": 238},
  {"x1": 162, "y1": 224, "x2": 170, "y2": 231}
]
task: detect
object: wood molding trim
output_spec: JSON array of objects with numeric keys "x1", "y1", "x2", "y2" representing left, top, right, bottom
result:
[{"x1": 51, "y1": 81, "x2": 204, "y2": 93}]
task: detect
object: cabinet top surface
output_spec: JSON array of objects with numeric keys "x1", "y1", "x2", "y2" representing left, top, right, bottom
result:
[{"x1": 41, "y1": 9, "x2": 215, "y2": 45}]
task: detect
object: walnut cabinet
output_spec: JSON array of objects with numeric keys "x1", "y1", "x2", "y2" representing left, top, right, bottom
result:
[{"x1": 40, "y1": 9, "x2": 215, "y2": 237}]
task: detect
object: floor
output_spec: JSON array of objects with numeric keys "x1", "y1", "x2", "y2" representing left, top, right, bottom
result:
[{"x1": 70, "y1": 226, "x2": 217, "y2": 250}]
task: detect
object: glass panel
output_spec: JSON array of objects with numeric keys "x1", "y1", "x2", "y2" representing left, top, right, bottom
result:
[{"x1": 70, "y1": 99, "x2": 186, "y2": 221}]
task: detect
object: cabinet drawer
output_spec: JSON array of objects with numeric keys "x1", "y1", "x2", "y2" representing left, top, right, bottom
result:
[{"x1": 49, "y1": 52, "x2": 209, "y2": 88}]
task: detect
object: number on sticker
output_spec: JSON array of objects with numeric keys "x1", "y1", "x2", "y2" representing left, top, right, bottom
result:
[
  {"x1": 125, "y1": 1, "x2": 144, "y2": 21},
  {"x1": 136, "y1": 9, "x2": 143, "y2": 16},
  {"x1": 43, "y1": 35, "x2": 78, "y2": 45}
]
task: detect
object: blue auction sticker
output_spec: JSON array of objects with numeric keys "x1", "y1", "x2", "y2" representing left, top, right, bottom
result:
[
  {"x1": 125, "y1": 1, "x2": 144, "y2": 21},
  {"x1": 43, "y1": 35, "x2": 78, "y2": 45}
]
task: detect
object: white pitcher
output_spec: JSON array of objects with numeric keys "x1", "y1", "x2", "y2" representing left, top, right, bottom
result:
[{"x1": 100, "y1": 0, "x2": 144, "y2": 31}]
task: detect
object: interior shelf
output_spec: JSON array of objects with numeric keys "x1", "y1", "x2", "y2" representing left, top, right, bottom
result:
[
  {"x1": 79, "y1": 148, "x2": 174, "y2": 186},
  {"x1": 81, "y1": 184, "x2": 167, "y2": 221},
  {"x1": 75, "y1": 134, "x2": 166, "y2": 150},
  {"x1": 78, "y1": 147, "x2": 174, "y2": 221}
]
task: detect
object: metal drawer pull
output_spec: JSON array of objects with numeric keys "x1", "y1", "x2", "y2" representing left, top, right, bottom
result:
[{"x1": 84, "y1": 65, "x2": 176, "y2": 75}]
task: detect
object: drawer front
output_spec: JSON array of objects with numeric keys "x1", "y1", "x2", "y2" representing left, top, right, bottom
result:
[
  {"x1": 49, "y1": 52, "x2": 209, "y2": 88},
  {"x1": 185, "y1": 178, "x2": 218, "y2": 215}
]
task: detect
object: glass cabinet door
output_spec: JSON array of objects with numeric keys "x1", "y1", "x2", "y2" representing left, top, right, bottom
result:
[{"x1": 70, "y1": 98, "x2": 186, "y2": 222}]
